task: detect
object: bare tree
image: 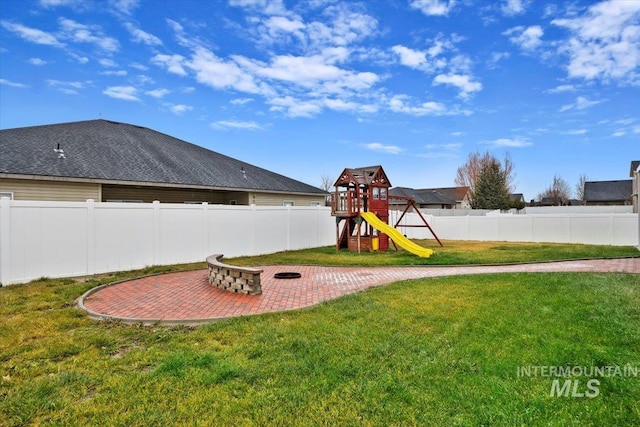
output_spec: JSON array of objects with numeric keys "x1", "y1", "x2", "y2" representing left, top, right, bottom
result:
[
  {"x1": 537, "y1": 174, "x2": 572, "y2": 205},
  {"x1": 575, "y1": 174, "x2": 587, "y2": 201},
  {"x1": 320, "y1": 174, "x2": 334, "y2": 206},
  {"x1": 320, "y1": 174, "x2": 333, "y2": 192},
  {"x1": 455, "y1": 151, "x2": 516, "y2": 207}
]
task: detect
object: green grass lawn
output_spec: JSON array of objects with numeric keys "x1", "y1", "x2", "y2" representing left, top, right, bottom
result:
[
  {"x1": 231, "y1": 239, "x2": 640, "y2": 266},
  {"x1": 1, "y1": 242, "x2": 639, "y2": 426}
]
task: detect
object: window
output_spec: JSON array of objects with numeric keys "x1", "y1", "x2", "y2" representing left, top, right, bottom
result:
[
  {"x1": 372, "y1": 187, "x2": 380, "y2": 200},
  {"x1": 283, "y1": 200, "x2": 295, "y2": 206},
  {"x1": 0, "y1": 192, "x2": 13, "y2": 200},
  {"x1": 380, "y1": 188, "x2": 387, "y2": 200},
  {"x1": 229, "y1": 200, "x2": 237, "y2": 205},
  {"x1": 310, "y1": 201, "x2": 321, "y2": 207}
]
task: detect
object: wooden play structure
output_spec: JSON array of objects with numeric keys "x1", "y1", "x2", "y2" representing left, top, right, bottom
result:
[{"x1": 330, "y1": 165, "x2": 442, "y2": 257}]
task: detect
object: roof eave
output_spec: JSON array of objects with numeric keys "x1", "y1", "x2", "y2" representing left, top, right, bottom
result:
[{"x1": 0, "y1": 173, "x2": 327, "y2": 196}]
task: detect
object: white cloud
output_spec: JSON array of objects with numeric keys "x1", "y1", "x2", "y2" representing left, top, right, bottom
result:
[
  {"x1": 146, "y1": 88, "x2": 171, "y2": 98},
  {"x1": 151, "y1": 54, "x2": 187, "y2": 76},
  {"x1": 245, "y1": 51, "x2": 378, "y2": 95},
  {"x1": 389, "y1": 95, "x2": 447, "y2": 116},
  {"x1": 552, "y1": 1, "x2": 640, "y2": 84},
  {"x1": 103, "y1": 85, "x2": 139, "y2": 101},
  {"x1": 39, "y1": 0, "x2": 79, "y2": 6},
  {"x1": 265, "y1": 16, "x2": 305, "y2": 33},
  {"x1": 501, "y1": 0, "x2": 527, "y2": 16},
  {"x1": 1, "y1": 21, "x2": 63, "y2": 47},
  {"x1": 546, "y1": 84, "x2": 576, "y2": 93},
  {"x1": 410, "y1": 0, "x2": 456, "y2": 17},
  {"x1": 612, "y1": 130, "x2": 625, "y2": 137},
  {"x1": 109, "y1": 0, "x2": 139, "y2": 15},
  {"x1": 565, "y1": 129, "x2": 588, "y2": 135},
  {"x1": 28, "y1": 57, "x2": 47, "y2": 65},
  {"x1": 433, "y1": 73, "x2": 482, "y2": 99},
  {"x1": 58, "y1": 18, "x2": 119, "y2": 52},
  {"x1": 489, "y1": 51, "x2": 510, "y2": 66},
  {"x1": 187, "y1": 48, "x2": 266, "y2": 94},
  {"x1": 233, "y1": 1, "x2": 377, "y2": 51},
  {"x1": 210, "y1": 120, "x2": 264, "y2": 130},
  {"x1": 229, "y1": 0, "x2": 288, "y2": 16},
  {"x1": 504, "y1": 25, "x2": 544, "y2": 50},
  {"x1": 231, "y1": 98, "x2": 254, "y2": 105},
  {"x1": 46, "y1": 79, "x2": 88, "y2": 94},
  {"x1": 0, "y1": 78, "x2": 28, "y2": 88},
  {"x1": 124, "y1": 23, "x2": 162, "y2": 46},
  {"x1": 99, "y1": 58, "x2": 118, "y2": 67},
  {"x1": 392, "y1": 45, "x2": 427, "y2": 68},
  {"x1": 130, "y1": 62, "x2": 148, "y2": 71},
  {"x1": 486, "y1": 138, "x2": 532, "y2": 147},
  {"x1": 559, "y1": 96, "x2": 603, "y2": 112},
  {"x1": 170, "y1": 104, "x2": 193, "y2": 115},
  {"x1": 268, "y1": 96, "x2": 322, "y2": 117},
  {"x1": 101, "y1": 70, "x2": 127, "y2": 76},
  {"x1": 365, "y1": 142, "x2": 403, "y2": 154}
]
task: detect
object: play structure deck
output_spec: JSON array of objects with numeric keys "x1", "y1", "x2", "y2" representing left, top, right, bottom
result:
[{"x1": 330, "y1": 165, "x2": 442, "y2": 257}]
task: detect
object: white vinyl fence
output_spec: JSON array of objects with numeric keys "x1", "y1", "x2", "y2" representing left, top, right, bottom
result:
[
  {"x1": 521, "y1": 206, "x2": 633, "y2": 214},
  {"x1": 0, "y1": 199, "x2": 335, "y2": 285},
  {"x1": 2, "y1": 199, "x2": 638, "y2": 286},
  {"x1": 391, "y1": 210, "x2": 639, "y2": 247}
]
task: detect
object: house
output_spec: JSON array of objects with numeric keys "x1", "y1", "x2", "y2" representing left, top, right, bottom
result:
[
  {"x1": 389, "y1": 187, "x2": 457, "y2": 209},
  {"x1": 389, "y1": 186, "x2": 470, "y2": 209},
  {"x1": 509, "y1": 193, "x2": 525, "y2": 208},
  {"x1": 583, "y1": 180, "x2": 633, "y2": 206},
  {"x1": 631, "y1": 160, "x2": 639, "y2": 213},
  {"x1": 0, "y1": 119, "x2": 327, "y2": 206}
]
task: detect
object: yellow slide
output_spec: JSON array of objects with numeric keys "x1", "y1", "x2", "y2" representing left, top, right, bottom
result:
[{"x1": 360, "y1": 211, "x2": 434, "y2": 258}]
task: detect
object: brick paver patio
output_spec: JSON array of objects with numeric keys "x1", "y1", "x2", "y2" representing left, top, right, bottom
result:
[{"x1": 78, "y1": 258, "x2": 640, "y2": 325}]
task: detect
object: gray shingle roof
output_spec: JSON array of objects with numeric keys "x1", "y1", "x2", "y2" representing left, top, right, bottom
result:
[
  {"x1": 583, "y1": 180, "x2": 632, "y2": 202},
  {"x1": 0, "y1": 119, "x2": 325, "y2": 195},
  {"x1": 390, "y1": 187, "x2": 456, "y2": 205}
]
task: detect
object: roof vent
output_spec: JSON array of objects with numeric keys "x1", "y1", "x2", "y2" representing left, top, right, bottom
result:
[
  {"x1": 54, "y1": 144, "x2": 66, "y2": 159},
  {"x1": 241, "y1": 167, "x2": 248, "y2": 180}
]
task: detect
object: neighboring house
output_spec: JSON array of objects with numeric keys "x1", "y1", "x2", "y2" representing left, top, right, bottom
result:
[
  {"x1": 631, "y1": 160, "x2": 639, "y2": 213},
  {"x1": 0, "y1": 119, "x2": 327, "y2": 206},
  {"x1": 389, "y1": 187, "x2": 458, "y2": 209},
  {"x1": 389, "y1": 186, "x2": 471, "y2": 209},
  {"x1": 538, "y1": 197, "x2": 558, "y2": 207},
  {"x1": 583, "y1": 180, "x2": 633, "y2": 206},
  {"x1": 510, "y1": 193, "x2": 525, "y2": 208},
  {"x1": 432, "y1": 187, "x2": 472, "y2": 208}
]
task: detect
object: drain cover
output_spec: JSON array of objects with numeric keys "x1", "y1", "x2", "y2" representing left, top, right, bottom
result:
[{"x1": 274, "y1": 272, "x2": 302, "y2": 279}]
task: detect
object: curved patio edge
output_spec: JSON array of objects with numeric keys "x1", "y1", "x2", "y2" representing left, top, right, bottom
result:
[{"x1": 76, "y1": 258, "x2": 640, "y2": 326}]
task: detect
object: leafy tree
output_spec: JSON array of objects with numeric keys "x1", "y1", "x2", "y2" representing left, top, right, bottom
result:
[
  {"x1": 510, "y1": 197, "x2": 525, "y2": 210},
  {"x1": 537, "y1": 174, "x2": 572, "y2": 205},
  {"x1": 456, "y1": 151, "x2": 515, "y2": 209},
  {"x1": 474, "y1": 155, "x2": 512, "y2": 210}
]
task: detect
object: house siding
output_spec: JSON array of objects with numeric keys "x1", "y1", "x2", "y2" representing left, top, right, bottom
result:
[
  {"x1": 0, "y1": 178, "x2": 100, "y2": 201},
  {"x1": 102, "y1": 184, "x2": 228, "y2": 204},
  {"x1": 250, "y1": 192, "x2": 325, "y2": 206}
]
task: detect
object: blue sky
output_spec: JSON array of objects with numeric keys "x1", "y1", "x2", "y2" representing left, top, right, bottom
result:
[{"x1": 1, "y1": 0, "x2": 638, "y2": 200}]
